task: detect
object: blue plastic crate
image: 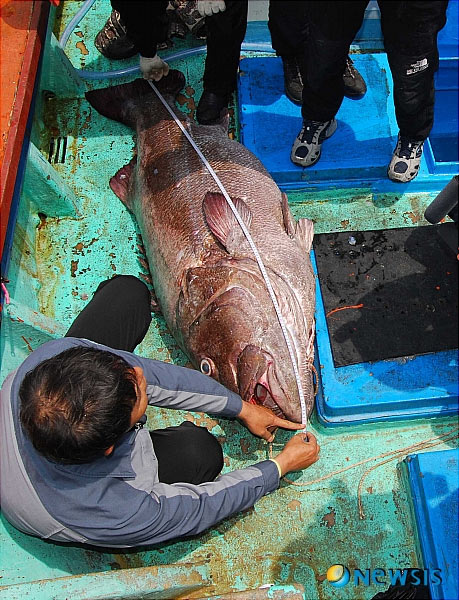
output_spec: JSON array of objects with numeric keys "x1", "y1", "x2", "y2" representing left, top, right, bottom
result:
[
  {"x1": 312, "y1": 250, "x2": 458, "y2": 426},
  {"x1": 404, "y1": 449, "x2": 458, "y2": 600}
]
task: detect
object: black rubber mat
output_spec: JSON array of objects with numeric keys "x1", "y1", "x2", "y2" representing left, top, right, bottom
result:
[{"x1": 313, "y1": 224, "x2": 458, "y2": 367}]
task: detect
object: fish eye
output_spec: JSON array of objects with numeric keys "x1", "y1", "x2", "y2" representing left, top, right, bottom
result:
[{"x1": 200, "y1": 358, "x2": 214, "y2": 376}]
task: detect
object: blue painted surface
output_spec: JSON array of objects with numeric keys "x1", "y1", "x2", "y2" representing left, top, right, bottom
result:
[
  {"x1": 404, "y1": 448, "x2": 458, "y2": 600},
  {"x1": 239, "y1": 53, "x2": 398, "y2": 188},
  {"x1": 437, "y1": 0, "x2": 459, "y2": 59},
  {"x1": 433, "y1": 0, "x2": 459, "y2": 170},
  {"x1": 312, "y1": 250, "x2": 458, "y2": 426}
]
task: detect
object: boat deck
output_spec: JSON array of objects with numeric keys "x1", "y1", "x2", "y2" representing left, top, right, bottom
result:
[{"x1": 0, "y1": 1, "x2": 457, "y2": 598}]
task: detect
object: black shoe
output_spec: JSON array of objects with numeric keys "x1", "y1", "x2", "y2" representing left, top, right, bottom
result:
[
  {"x1": 343, "y1": 56, "x2": 367, "y2": 98},
  {"x1": 281, "y1": 56, "x2": 303, "y2": 105},
  {"x1": 95, "y1": 10, "x2": 138, "y2": 60},
  {"x1": 196, "y1": 91, "x2": 229, "y2": 125}
]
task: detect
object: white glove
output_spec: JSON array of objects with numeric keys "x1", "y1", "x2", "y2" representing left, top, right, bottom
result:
[
  {"x1": 197, "y1": 0, "x2": 226, "y2": 17},
  {"x1": 139, "y1": 55, "x2": 169, "y2": 82}
]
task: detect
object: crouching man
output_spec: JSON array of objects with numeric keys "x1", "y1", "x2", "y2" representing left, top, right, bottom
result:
[{"x1": 0, "y1": 275, "x2": 319, "y2": 548}]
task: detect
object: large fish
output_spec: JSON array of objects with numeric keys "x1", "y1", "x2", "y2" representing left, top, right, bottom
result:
[{"x1": 85, "y1": 71, "x2": 316, "y2": 422}]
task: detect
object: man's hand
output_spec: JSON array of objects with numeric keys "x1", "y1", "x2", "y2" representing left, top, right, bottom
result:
[
  {"x1": 197, "y1": 0, "x2": 226, "y2": 17},
  {"x1": 140, "y1": 55, "x2": 169, "y2": 82},
  {"x1": 274, "y1": 433, "x2": 320, "y2": 476},
  {"x1": 237, "y1": 401, "x2": 304, "y2": 442}
]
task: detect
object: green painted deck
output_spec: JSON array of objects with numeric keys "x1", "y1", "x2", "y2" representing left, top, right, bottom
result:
[{"x1": 1, "y1": 1, "x2": 457, "y2": 598}]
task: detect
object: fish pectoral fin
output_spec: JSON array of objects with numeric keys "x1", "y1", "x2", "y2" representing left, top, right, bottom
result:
[
  {"x1": 109, "y1": 157, "x2": 136, "y2": 207},
  {"x1": 294, "y1": 218, "x2": 314, "y2": 254},
  {"x1": 203, "y1": 192, "x2": 253, "y2": 254}
]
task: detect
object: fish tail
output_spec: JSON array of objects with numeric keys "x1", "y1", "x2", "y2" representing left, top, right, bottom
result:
[{"x1": 85, "y1": 70, "x2": 185, "y2": 129}]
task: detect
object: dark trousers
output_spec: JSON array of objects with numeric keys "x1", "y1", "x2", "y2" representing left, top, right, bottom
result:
[
  {"x1": 203, "y1": 0, "x2": 248, "y2": 96},
  {"x1": 111, "y1": 0, "x2": 169, "y2": 57},
  {"x1": 112, "y1": 0, "x2": 247, "y2": 97},
  {"x1": 301, "y1": 1, "x2": 448, "y2": 140},
  {"x1": 65, "y1": 275, "x2": 223, "y2": 485},
  {"x1": 268, "y1": 0, "x2": 308, "y2": 59}
]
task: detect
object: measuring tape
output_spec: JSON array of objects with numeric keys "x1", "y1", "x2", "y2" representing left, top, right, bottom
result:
[{"x1": 147, "y1": 80, "x2": 309, "y2": 431}]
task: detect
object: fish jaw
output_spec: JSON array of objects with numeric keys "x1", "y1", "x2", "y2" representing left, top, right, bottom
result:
[{"x1": 236, "y1": 344, "x2": 301, "y2": 422}]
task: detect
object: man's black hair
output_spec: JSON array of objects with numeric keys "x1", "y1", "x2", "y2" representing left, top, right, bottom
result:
[{"x1": 19, "y1": 347, "x2": 138, "y2": 464}]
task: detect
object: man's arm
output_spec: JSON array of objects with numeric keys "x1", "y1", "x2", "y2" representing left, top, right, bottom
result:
[
  {"x1": 90, "y1": 343, "x2": 242, "y2": 417},
  {"x1": 75, "y1": 460, "x2": 279, "y2": 547},
  {"x1": 68, "y1": 434, "x2": 319, "y2": 548}
]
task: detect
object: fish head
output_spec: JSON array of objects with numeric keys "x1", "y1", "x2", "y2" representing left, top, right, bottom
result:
[{"x1": 178, "y1": 265, "x2": 315, "y2": 423}]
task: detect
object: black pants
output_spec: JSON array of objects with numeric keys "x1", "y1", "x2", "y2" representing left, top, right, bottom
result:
[
  {"x1": 202, "y1": 0, "x2": 248, "y2": 96},
  {"x1": 301, "y1": 1, "x2": 448, "y2": 140},
  {"x1": 65, "y1": 275, "x2": 223, "y2": 485},
  {"x1": 112, "y1": 0, "x2": 247, "y2": 97},
  {"x1": 268, "y1": 0, "x2": 308, "y2": 59},
  {"x1": 111, "y1": 0, "x2": 169, "y2": 58}
]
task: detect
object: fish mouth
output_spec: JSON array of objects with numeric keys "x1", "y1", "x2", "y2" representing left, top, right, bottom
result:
[
  {"x1": 248, "y1": 380, "x2": 286, "y2": 419},
  {"x1": 237, "y1": 345, "x2": 288, "y2": 419}
]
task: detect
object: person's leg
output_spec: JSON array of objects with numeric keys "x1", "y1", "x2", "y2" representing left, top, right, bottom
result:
[
  {"x1": 268, "y1": 0, "x2": 308, "y2": 104},
  {"x1": 291, "y1": 1, "x2": 367, "y2": 167},
  {"x1": 269, "y1": 1, "x2": 366, "y2": 105},
  {"x1": 381, "y1": 1, "x2": 448, "y2": 182},
  {"x1": 268, "y1": 0, "x2": 307, "y2": 57},
  {"x1": 65, "y1": 275, "x2": 152, "y2": 352},
  {"x1": 96, "y1": 1, "x2": 169, "y2": 60},
  {"x1": 111, "y1": 0, "x2": 169, "y2": 57},
  {"x1": 196, "y1": 0, "x2": 248, "y2": 125},
  {"x1": 150, "y1": 421, "x2": 224, "y2": 484},
  {"x1": 302, "y1": 1, "x2": 367, "y2": 121}
]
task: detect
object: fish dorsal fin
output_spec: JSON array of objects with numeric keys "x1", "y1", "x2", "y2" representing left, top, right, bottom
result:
[
  {"x1": 203, "y1": 192, "x2": 253, "y2": 254},
  {"x1": 294, "y1": 218, "x2": 314, "y2": 253},
  {"x1": 109, "y1": 157, "x2": 136, "y2": 208},
  {"x1": 281, "y1": 192, "x2": 296, "y2": 236},
  {"x1": 280, "y1": 192, "x2": 314, "y2": 254}
]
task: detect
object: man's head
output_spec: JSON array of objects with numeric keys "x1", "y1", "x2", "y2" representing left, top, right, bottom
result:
[{"x1": 19, "y1": 347, "x2": 145, "y2": 464}]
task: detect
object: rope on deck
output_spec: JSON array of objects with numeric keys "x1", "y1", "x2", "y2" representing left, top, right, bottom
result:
[{"x1": 268, "y1": 426, "x2": 459, "y2": 518}]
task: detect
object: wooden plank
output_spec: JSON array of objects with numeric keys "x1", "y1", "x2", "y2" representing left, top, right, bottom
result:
[{"x1": 0, "y1": 0, "x2": 50, "y2": 259}]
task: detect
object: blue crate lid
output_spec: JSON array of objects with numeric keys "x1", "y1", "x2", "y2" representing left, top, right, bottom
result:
[
  {"x1": 311, "y1": 250, "x2": 458, "y2": 426},
  {"x1": 404, "y1": 449, "x2": 458, "y2": 600}
]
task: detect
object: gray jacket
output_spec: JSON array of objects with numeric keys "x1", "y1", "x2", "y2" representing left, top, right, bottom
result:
[{"x1": 0, "y1": 338, "x2": 279, "y2": 547}]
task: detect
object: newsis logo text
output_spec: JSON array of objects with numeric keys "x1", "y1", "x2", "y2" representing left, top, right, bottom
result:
[{"x1": 326, "y1": 565, "x2": 442, "y2": 588}]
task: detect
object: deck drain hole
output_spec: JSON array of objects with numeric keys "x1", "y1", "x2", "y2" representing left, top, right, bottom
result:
[{"x1": 48, "y1": 136, "x2": 68, "y2": 164}]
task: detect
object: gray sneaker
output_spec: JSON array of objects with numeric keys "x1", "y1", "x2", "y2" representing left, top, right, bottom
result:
[
  {"x1": 388, "y1": 134, "x2": 424, "y2": 182},
  {"x1": 291, "y1": 118, "x2": 337, "y2": 167}
]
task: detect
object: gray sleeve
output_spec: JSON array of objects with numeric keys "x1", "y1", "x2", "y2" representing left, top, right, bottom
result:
[
  {"x1": 89, "y1": 343, "x2": 243, "y2": 418},
  {"x1": 13, "y1": 338, "x2": 243, "y2": 418},
  {"x1": 75, "y1": 460, "x2": 280, "y2": 547}
]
